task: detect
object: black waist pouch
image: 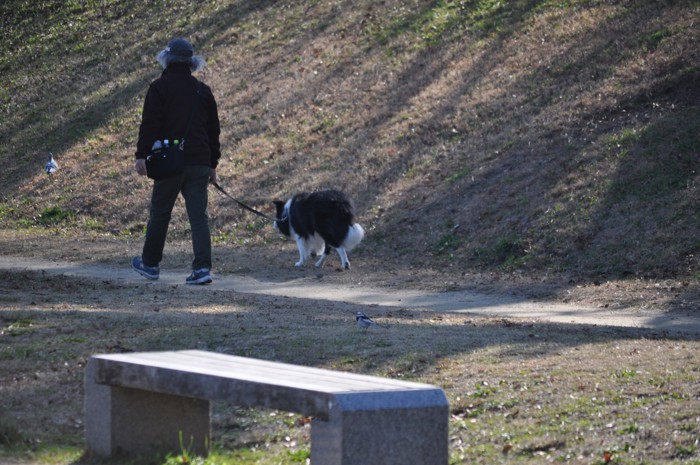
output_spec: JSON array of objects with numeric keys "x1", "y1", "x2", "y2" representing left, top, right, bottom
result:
[{"x1": 146, "y1": 144, "x2": 184, "y2": 180}]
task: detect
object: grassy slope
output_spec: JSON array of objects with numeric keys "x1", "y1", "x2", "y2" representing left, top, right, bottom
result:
[{"x1": 1, "y1": 0, "x2": 699, "y2": 282}]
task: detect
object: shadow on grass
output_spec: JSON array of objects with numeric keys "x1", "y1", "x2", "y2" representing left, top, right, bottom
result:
[{"x1": 0, "y1": 0, "x2": 278, "y2": 195}]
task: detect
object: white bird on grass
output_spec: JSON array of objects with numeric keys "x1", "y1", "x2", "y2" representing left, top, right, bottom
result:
[
  {"x1": 356, "y1": 311, "x2": 387, "y2": 329},
  {"x1": 45, "y1": 153, "x2": 58, "y2": 175}
]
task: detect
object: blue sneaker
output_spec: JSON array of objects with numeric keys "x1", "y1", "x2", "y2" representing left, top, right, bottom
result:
[
  {"x1": 186, "y1": 268, "x2": 212, "y2": 285},
  {"x1": 132, "y1": 256, "x2": 160, "y2": 280}
]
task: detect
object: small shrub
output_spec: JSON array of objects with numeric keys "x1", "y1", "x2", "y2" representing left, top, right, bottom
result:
[
  {"x1": 38, "y1": 206, "x2": 75, "y2": 225},
  {"x1": 493, "y1": 235, "x2": 528, "y2": 265},
  {"x1": 434, "y1": 233, "x2": 463, "y2": 255},
  {"x1": 0, "y1": 408, "x2": 23, "y2": 445}
]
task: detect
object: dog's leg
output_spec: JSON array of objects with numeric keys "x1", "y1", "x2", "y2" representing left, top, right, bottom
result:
[
  {"x1": 314, "y1": 254, "x2": 327, "y2": 268},
  {"x1": 336, "y1": 247, "x2": 351, "y2": 270},
  {"x1": 315, "y1": 244, "x2": 331, "y2": 268},
  {"x1": 295, "y1": 238, "x2": 308, "y2": 268}
]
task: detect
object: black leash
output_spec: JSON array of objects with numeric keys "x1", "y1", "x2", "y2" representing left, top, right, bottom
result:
[{"x1": 210, "y1": 181, "x2": 277, "y2": 222}]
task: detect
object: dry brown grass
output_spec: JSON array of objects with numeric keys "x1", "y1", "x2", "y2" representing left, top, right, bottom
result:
[{"x1": 1, "y1": 0, "x2": 699, "y2": 463}]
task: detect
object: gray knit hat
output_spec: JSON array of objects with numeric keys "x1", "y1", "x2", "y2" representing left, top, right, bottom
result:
[{"x1": 156, "y1": 38, "x2": 206, "y2": 72}]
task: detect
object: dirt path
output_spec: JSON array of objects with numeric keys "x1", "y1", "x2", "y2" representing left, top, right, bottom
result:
[{"x1": 3, "y1": 256, "x2": 698, "y2": 336}]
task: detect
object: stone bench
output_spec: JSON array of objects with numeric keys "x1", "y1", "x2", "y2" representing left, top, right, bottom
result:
[{"x1": 84, "y1": 350, "x2": 449, "y2": 464}]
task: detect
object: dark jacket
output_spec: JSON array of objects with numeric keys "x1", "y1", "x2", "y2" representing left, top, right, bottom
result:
[{"x1": 135, "y1": 63, "x2": 221, "y2": 169}]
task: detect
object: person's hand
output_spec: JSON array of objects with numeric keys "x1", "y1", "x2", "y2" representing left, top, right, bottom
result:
[
  {"x1": 135, "y1": 159, "x2": 147, "y2": 176},
  {"x1": 209, "y1": 168, "x2": 217, "y2": 184}
]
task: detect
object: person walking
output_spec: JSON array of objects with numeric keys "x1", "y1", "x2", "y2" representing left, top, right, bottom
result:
[{"x1": 132, "y1": 38, "x2": 221, "y2": 285}]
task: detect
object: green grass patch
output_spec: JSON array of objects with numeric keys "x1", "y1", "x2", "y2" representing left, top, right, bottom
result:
[{"x1": 38, "y1": 207, "x2": 75, "y2": 225}]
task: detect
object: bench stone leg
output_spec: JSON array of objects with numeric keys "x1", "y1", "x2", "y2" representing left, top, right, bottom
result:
[
  {"x1": 84, "y1": 360, "x2": 211, "y2": 458},
  {"x1": 310, "y1": 391, "x2": 449, "y2": 465}
]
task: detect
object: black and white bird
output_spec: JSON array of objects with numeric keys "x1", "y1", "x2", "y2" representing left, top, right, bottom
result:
[
  {"x1": 356, "y1": 311, "x2": 387, "y2": 329},
  {"x1": 44, "y1": 153, "x2": 58, "y2": 175}
]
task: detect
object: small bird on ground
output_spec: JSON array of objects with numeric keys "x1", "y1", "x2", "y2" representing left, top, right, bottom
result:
[
  {"x1": 45, "y1": 153, "x2": 58, "y2": 175},
  {"x1": 356, "y1": 311, "x2": 387, "y2": 329}
]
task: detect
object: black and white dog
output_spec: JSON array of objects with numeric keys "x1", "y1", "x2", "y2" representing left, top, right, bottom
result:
[{"x1": 273, "y1": 190, "x2": 365, "y2": 270}]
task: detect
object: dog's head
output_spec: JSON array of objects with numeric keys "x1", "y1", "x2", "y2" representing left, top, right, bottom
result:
[{"x1": 272, "y1": 200, "x2": 291, "y2": 237}]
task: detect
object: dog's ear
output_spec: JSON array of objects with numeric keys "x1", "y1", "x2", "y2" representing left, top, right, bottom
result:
[{"x1": 272, "y1": 200, "x2": 285, "y2": 218}]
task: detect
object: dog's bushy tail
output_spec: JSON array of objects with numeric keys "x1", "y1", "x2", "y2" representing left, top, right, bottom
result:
[{"x1": 343, "y1": 223, "x2": 365, "y2": 251}]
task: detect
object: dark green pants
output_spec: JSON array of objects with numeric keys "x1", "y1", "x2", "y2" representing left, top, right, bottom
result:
[{"x1": 142, "y1": 165, "x2": 212, "y2": 271}]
